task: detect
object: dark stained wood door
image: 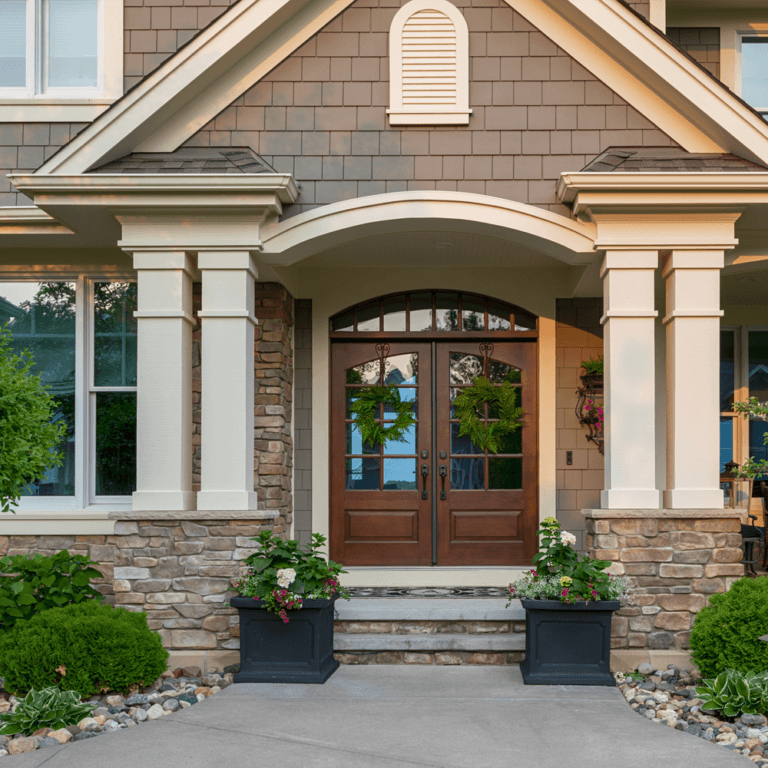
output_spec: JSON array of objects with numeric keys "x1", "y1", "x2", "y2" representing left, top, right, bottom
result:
[
  {"x1": 435, "y1": 342, "x2": 538, "y2": 565},
  {"x1": 331, "y1": 342, "x2": 433, "y2": 566}
]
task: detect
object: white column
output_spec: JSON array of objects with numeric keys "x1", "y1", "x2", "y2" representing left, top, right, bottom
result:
[
  {"x1": 197, "y1": 251, "x2": 260, "y2": 511},
  {"x1": 663, "y1": 250, "x2": 725, "y2": 509},
  {"x1": 132, "y1": 251, "x2": 196, "y2": 512},
  {"x1": 600, "y1": 251, "x2": 660, "y2": 509}
]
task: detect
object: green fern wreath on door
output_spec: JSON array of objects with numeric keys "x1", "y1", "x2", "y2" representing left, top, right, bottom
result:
[
  {"x1": 453, "y1": 377, "x2": 524, "y2": 454},
  {"x1": 349, "y1": 385, "x2": 416, "y2": 448}
]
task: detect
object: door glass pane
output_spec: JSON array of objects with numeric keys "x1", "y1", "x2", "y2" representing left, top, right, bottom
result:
[
  {"x1": 346, "y1": 457, "x2": 379, "y2": 489},
  {"x1": 382, "y1": 295, "x2": 406, "y2": 332},
  {"x1": 493, "y1": 429, "x2": 522, "y2": 455},
  {"x1": 720, "y1": 417, "x2": 734, "y2": 473},
  {"x1": 94, "y1": 282, "x2": 137, "y2": 387},
  {"x1": 742, "y1": 37, "x2": 768, "y2": 111},
  {"x1": 749, "y1": 419, "x2": 768, "y2": 481},
  {"x1": 435, "y1": 292, "x2": 459, "y2": 331},
  {"x1": 95, "y1": 392, "x2": 136, "y2": 495},
  {"x1": 332, "y1": 309, "x2": 354, "y2": 332},
  {"x1": 514, "y1": 311, "x2": 536, "y2": 331},
  {"x1": 488, "y1": 386, "x2": 522, "y2": 420},
  {"x1": 749, "y1": 331, "x2": 768, "y2": 402},
  {"x1": 462, "y1": 295, "x2": 485, "y2": 331},
  {"x1": 489, "y1": 457, "x2": 522, "y2": 489},
  {"x1": 721, "y1": 330, "x2": 735, "y2": 412},
  {"x1": 346, "y1": 423, "x2": 379, "y2": 455},
  {"x1": 451, "y1": 423, "x2": 483, "y2": 455},
  {"x1": 450, "y1": 353, "x2": 483, "y2": 385},
  {"x1": 383, "y1": 459, "x2": 417, "y2": 490},
  {"x1": 347, "y1": 360, "x2": 380, "y2": 385},
  {"x1": 450, "y1": 457, "x2": 484, "y2": 490},
  {"x1": 409, "y1": 293, "x2": 432, "y2": 331},
  {"x1": 356, "y1": 302, "x2": 380, "y2": 332},
  {"x1": 382, "y1": 422, "x2": 416, "y2": 454},
  {"x1": 45, "y1": 0, "x2": 98, "y2": 88},
  {"x1": 384, "y1": 353, "x2": 417, "y2": 385},
  {"x1": 488, "y1": 301, "x2": 511, "y2": 331},
  {"x1": 0, "y1": 281, "x2": 76, "y2": 496},
  {"x1": 0, "y1": 1, "x2": 25, "y2": 88},
  {"x1": 382, "y1": 387, "x2": 417, "y2": 418},
  {"x1": 488, "y1": 360, "x2": 521, "y2": 384}
]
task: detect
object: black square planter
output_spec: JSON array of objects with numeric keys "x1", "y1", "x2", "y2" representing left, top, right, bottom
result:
[
  {"x1": 520, "y1": 598, "x2": 619, "y2": 686},
  {"x1": 231, "y1": 595, "x2": 340, "y2": 684}
]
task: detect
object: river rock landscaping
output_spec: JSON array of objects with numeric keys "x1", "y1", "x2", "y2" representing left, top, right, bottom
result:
[
  {"x1": 617, "y1": 663, "x2": 768, "y2": 765},
  {"x1": 0, "y1": 667, "x2": 232, "y2": 757}
]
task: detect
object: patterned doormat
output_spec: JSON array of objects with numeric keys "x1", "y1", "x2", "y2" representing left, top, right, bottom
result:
[{"x1": 345, "y1": 587, "x2": 509, "y2": 598}]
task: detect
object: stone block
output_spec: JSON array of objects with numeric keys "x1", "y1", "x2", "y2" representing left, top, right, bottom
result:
[
  {"x1": 374, "y1": 652, "x2": 402, "y2": 664},
  {"x1": 711, "y1": 548, "x2": 744, "y2": 564},
  {"x1": 693, "y1": 519, "x2": 740, "y2": 532},
  {"x1": 133, "y1": 579, "x2": 173, "y2": 593},
  {"x1": 343, "y1": 622, "x2": 393, "y2": 634},
  {"x1": 404, "y1": 653, "x2": 433, "y2": 664},
  {"x1": 435, "y1": 652, "x2": 462, "y2": 665},
  {"x1": 624, "y1": 563, "x2": 659, "y2": 575},
  {"x1": 146, "y1": 593, "x2": 186, "y2": 604},
  {"x1": 654, "y1": 612, "x2": 691, "y2": 631},
  {"x1": 172, "y1": 577, "x2": 231, "y2": 595},
  {"x1": 612, "y1": 616, "x2": 628, "y2": 636},
  {"x1": 646, "y1": 631, "x2": 674, "y2": 650},
  {"x1": 672, "y1": 550, "x2": 711, "y2": 564},
  {"x1": 692, "y1": 578, "x2": 725, "y2": 594},
  {"x1": 641, "y1": 606, "x2": 661, "y2": 615},
  {"x1": 610, "y1": 519, "x2": 658, "y2": 537},
  {"x1": 467, "y1": 653, "x2": 505, "y2": 665},
  {"x1": 203, "y1": 615, "x2": 230, "y2": 632},
  {"x1": 177, "y1": 605, "x2": 213, "y2": 619},
  {"x1": 669, "y1": 531, "x2": 715, "y2": 550},
  {"x1": 169, "y1": 630, "x2": 217, "y2": 649},
  {"x1": 595, "y1": 534, "x2": 619, "y2": 548},
  {"x1": 114, "y1": 567, "x2": 151, "y2": 580},
  {"x1": 627, "y1": 633, "x2": 647, "y2": 647},
  {"x1": 181, "y1": 522, "x2": 209, "y2": 537},
  {"x1": 593, "y1": 549, "x2": 619, "y2": 560},
  {"x1": 656, "y1": 594, "x2": 706, "y2": 612},
  {"x1": 621, "y1": 548, "x2": 673, "y2": 563},
  {"x1": 621, "y1": 536, "x2": 651, "y2": 548},
  {"x1": 628, "y1": 616, "x2": 654, "y2": 633},
  {"x1": 704, "y1": 564, "x2": 745, "y2": 577},
  {"x1": 658, "y1": 564, "x2": 704, "y2": 578},
  {"x1": 114, "y1": 522, "x2": 139, "y2": 535},
  {"x1": 116, "y1": 536, "x2": 150, "y2": 549},
  {"x1": 594, "y1": 521, "x2": 610, "y2": 534}
]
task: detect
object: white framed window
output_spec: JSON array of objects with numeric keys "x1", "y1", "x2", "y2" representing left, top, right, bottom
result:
[
  {"x1": 0, "y1": 275, "x2": 137, "y2": 511},
  {"x1": 387, "y1": 0, "x2": 472, "y2": 126},
  {"x1": 737, "y1": 32, "x2": 768, "y2": 116},
  {"x1": 0, "y1": 0, "x2": 123, "y2": 120}
]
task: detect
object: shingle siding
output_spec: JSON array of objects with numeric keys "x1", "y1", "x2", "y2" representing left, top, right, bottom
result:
[{"x1": 666, "y1": 28, "x2": 720, "y2": 80}]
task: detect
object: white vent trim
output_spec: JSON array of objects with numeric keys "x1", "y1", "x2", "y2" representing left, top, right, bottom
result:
[{"x1": 387, "y1": 0, "x2": 472, "y2": 125}]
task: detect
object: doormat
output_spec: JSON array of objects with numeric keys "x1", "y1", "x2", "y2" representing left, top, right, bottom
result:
[{"x1": 345, "y1": 587, "x2": 508, "y2": 598}]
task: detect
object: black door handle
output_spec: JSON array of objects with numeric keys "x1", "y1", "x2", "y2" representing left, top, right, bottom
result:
[
  {"x1": 421, "y1": 464, "x2": 429, "y2": 500},
  {"x1": 439, "y1": 464, "x2": 447, "y2": 500}
]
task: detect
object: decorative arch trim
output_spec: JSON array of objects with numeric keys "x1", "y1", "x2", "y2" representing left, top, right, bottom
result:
[{"x1": 387, "y1": 0, "x2": 471, "y2": 126}]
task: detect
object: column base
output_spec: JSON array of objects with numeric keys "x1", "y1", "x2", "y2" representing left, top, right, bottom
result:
[
  {"x1": 662, "y1": 489, "x2": 724, "y2": 510},
  {"x1": 132, "y1": 491, "x2": 197, "y2": 512},
  {"x1": 600, "y1": 489, "x2": 661, "y2": 509},
  {"x1": 196, "y1": 490, "x2": 260, "y2": 512}
]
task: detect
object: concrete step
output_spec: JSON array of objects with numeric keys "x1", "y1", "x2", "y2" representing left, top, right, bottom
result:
[
  {"x1": 334, "y1": 633, "x2": 525, "y2": 652},
  {"x1": 336, "y1": 598, "x2": 525, "y2": 622}
]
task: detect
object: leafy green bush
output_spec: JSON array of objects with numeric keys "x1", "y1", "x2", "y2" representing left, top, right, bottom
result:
[
  {"x1": 0, "y1": 550, "x2": 103, "y2": 631},
  {"x1": 696, "y1": 669, "x2": 768, "y2": 717},
  {"x1": 0, "y1": 601, "x2": 168, "y2": 697},
  {"x1": 0, "y1": 687, "x2": 94, "y2": 736},
  {"x1": 690, "y1": 577, "x2": 768, "y2": 678},
  {"x1": 0, "y1": 324, "x2": 66, "y2": 514},
  {"x1": 580, "y1": 355, "x2": 603, "y2": 375}
]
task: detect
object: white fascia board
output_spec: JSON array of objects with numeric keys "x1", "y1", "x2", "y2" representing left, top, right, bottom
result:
[
  {"x1": 35, "y1": 0, "x2": 356, "y2": 175},
  {"x1": 510, "y1": 0, "x2": 768, "y2": 166},
  {"x1": 0, "y1": 206, "x2": 74, "y2": 235}
]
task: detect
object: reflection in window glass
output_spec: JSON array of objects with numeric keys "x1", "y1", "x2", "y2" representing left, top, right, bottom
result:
[
  {"x1": 451, "y1": 423, "x2": 482, "y2": 455},
  {"x1": 514, "y1": 311, "x2": 536, "y2": 331},
  {"x1": 94, "y1": 282, "x2": 137, "y2": 387},
  {"x1": 451, "y1": 457, "x2": 484, "y2": 489},
  {"x1": 384, "y1": 354, "x2": 417, "y2": 386},
  {"x1": 721, "y1": 331, "x2": 735, "y2": 412},
  {"x1": 450, "y1": 353, "x2": 482, "y2": 385},
  {"x1": 332, "y1": 310, "x2": 354, "y2": 332},
  {"x1": 409, "y1": 293, "x2": 432, "y2": 331},
  {"x1": 95, "y1": 393, "x2": 136, "y2": 495},
  {"x1": 356, "y1": 302, "x2": 380, "y2": 332},
  {"x1": 489, "y1": 457, "x2": 522, "y2": 489},
  {"x1": 346, "y1": 423, "x2": 379, "y2": 455},
  {"x1": 0, "y1": 281, "x2": 76, "y2": 496},
  {"x1": 346, "y1": 457, "x2": 380, "y2": 489},
  {"x1": 742, "y1": 37, "x2": 768, "y2": 112},
  {"x1": 383, "y1": 459, "x2": 417, "y2": 490},
  {"x1": 488, "y1": 300, "x2": 511, "y2": 331},
  {"x1": 347, "y1": 360, "x2": 380, "y2": 385},
  {"x1": 0, "y1": 1, "x2": 25, "y2": 88},
  {"x1": 382, "y1": 295, "x2": 406, "y2": 332},
  {"x1": 749, "y1": 331, "x2": 768, "y2": 402},
  {"x1": 720, "y1": 418, "x2": 733, "y2": 474},
  {"x1": 435, "y1": 292, "x2": 459, "y2": 331},
  {"x1": 45, "y1": 0, "x2": 98, "y2": 88},
  {"x1": 750, "y1": 420, "x2": 768, "y2": 481},
  {"x1": 383, "y1": 387, "x2": 417, "y2": 419},
  {"x1": 382, "y1": 423, "x2": 416, "y2": 454},
  {"x1": 462, "y1": 295, "x2": 485, "y2": 331}
]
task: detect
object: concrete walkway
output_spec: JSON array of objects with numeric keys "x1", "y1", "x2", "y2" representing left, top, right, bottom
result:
[{"x1": 8, "y1": 667, "x2": 748, "y2": 768}]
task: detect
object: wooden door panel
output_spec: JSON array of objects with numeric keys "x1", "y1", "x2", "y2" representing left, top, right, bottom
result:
[{"x1": 450, "y1": 508, "x2": 521, "y2": 540}]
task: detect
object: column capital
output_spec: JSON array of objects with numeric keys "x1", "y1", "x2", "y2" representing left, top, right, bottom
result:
[
  {"x1": 661, "y1": 250, "x2": 725, "y2": 277},
  {"x1": 197, "y1": 250, "x2": 259, "y2": 279},
  {"x1": 600, "y1": 250, "x2": 658, "y2": 276},
  {"x1": 130, "y1": 250, "x2": 199, "y2": 279}
]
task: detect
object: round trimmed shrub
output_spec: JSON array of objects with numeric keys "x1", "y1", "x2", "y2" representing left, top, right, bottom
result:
[
  {"x1": 690, "y1": 577, "x2": 768, "y2": 678},
  {"x1": 0, "y1": 601, "x2": 169, "y2": 697}
]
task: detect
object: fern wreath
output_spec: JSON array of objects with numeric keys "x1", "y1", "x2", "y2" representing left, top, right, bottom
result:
[
  {"x1": 453, "y1": 376, "x2": 524, "y2": 454},
  {"x1": 349, "y1": 385, "x2": 416, "y2": 448}
]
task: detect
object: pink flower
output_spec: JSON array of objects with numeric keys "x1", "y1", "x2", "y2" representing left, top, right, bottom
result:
[
  {"x1": 562, "y1": 588, "x2": 570, "y2": 597},
  {"x1": 591, "y1": 590, "x2": 598, "y2": 597}
]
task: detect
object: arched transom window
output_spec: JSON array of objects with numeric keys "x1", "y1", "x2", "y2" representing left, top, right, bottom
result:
[{"x1": 387, "y1": 0, "x2": 471, "y2": 126}]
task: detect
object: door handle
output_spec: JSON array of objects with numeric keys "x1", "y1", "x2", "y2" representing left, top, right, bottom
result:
[
  {"x1": 421, "y1": 464, "x2": 429, "y2": 500},
  {"x1": 439, "y1": 464, "x2": 447, "y2": 500}
]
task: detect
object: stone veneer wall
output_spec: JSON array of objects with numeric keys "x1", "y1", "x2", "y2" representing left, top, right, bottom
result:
[
  {"x1": 666, "y1": 28, "x2": 721, "y2": 80},
  {"x1": 585, "y1": 511, "x2": 745, "y2": 652},
  {"x1": 293, "y1": 299, "x2": 313, "y2": 546},
  {"x1": 556, "y1": 298, "x2": 604, "y2": 551}
]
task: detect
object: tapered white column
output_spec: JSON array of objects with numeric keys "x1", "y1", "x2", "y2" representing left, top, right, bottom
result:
[
  {"x1": 197, "y1": 251, "x2": 260, "y2": 511},
  {"x1": 600, "y1": 251, "x2": 660, "y2": 509},
  {"x1": 132, "y1": 251, "x2": 196, "y2": 511},
  {"x1": 663, "y1": 251, "x2": 725, "y2": 509}
]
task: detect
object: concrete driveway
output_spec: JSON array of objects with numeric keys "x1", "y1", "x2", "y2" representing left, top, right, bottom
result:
[{"x1": 7, "y1": 666, "x2": 748, "y2": 768}]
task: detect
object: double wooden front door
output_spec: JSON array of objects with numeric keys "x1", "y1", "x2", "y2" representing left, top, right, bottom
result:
[{"x1": 330, "y1": 340, "x2": 537, "y2": 566}]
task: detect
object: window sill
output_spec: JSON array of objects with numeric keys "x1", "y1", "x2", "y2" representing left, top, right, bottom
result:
[
  {"x1": 0, "y1": 509, "x2": 120, "y2": 536},
  {"x1": 0, "y1": 99, "x2": 115, "y2": 122},
  {"x1": 386, "y1": 109, "x2": 473, "y2": 126}
]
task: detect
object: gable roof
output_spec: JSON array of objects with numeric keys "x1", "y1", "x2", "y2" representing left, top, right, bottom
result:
[
  {"x1": 582, "y1": 148, "x2": 768, "y2": 173},
  {"x1": 34, "y1": 0, "x2": 768, "y2": 176},
  {"x1": 90, "y1": 148, "x2": 276, "y2": 175}
]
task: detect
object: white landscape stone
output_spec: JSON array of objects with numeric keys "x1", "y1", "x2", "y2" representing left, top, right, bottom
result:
[{"x1": 146, "y1": 704, "x2": 165, "y2": 720}]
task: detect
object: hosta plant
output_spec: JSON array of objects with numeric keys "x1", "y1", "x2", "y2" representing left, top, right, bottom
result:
[
  {"x1": 696, "y1": 669, "x2": 768, "y2": 718},
  {"x1": 0, "y1": 687, "x2": 94, "y2": 736}
]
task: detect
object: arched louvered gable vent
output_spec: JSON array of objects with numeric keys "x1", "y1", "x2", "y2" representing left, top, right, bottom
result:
[{"x1": 388, "y1": 0, "x2": 472, "y2": 126}]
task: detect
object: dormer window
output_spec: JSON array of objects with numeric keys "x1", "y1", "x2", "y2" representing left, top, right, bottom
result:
[
  {"x1": 387, "y1": 0, "x2": 472, "y2": 126},
  {"x1": 741, "y1": 36, "x2": 768, "y2": 117}
]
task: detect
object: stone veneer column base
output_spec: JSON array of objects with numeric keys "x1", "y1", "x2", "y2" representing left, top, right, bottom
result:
[{"x1": 584, "y1": 509, "x2": 745, "y2": 652}]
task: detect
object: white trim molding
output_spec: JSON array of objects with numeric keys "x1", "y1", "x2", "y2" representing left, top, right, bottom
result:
[{"x1": 387, "y1": 0, "x2": 472, "y2": 126}]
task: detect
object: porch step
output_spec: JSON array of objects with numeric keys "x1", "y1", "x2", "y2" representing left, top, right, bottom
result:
[
  {"x1": 334, "y1": 633, "x2": 525, "y2": 652},
  {"x1": 336, "y1": 597, "x2": 525, "y2": 622}
]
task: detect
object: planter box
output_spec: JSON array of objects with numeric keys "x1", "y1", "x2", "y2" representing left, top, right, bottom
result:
[
  {"x1": 231, "y1": 595, "x2": 340, "y2": 684},
  {"x1": 520, "y1": 599, "x2": 619, "y2": 686}
]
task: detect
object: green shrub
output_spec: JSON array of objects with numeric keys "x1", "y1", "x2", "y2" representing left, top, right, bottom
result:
[
  {"x1": 0, "y1": 687, "x2": 94, "y2": 736},
  {"x1": 0, "y1": 601, "x2": 169, "y2": 697},
  {"x1": 695, "y1": 669, "x2": 768, "y2": 717},
  {"x1": 0, "y1": 550, "x2": 103, "y2": 631},
  {"x1": 690, "y1": 577, "x2": 768, "y2": 678}
]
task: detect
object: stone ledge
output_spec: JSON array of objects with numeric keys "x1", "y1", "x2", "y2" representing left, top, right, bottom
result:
[
  {"x1": 334, "y1": 633, "x2": 525, "y2": 652},
  {"x1": 336, "y1": 598, "x2": 524, "y2": 622},
  {"x1": 583, "y1": 509, "x2": 744, "y2": 520},
  {"x1": 108, "y1": 510, "x2": 280, "y2": 521}
]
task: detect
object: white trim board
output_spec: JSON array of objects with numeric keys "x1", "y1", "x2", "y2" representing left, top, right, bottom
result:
[{"x1": 31, "y1": 0, "x2": 768, "y2": 176}]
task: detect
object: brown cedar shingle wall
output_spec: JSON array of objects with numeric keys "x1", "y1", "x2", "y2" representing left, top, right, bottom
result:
[
  {"x1": 666, "y1": 28, "x2": 720, "y2": 80},
  {"x1": 184, "y1": 0, "x2": 678, "y2": 217},
  {"x1": 627, "y1": 2, "x2": 650, "y2": 21}
]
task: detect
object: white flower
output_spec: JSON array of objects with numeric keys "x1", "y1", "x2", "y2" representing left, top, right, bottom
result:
[
  {"x1": 276, "y1": 568, "x2": 296, "y2": 588},
  {"x1": 559, "y1": 531, "x2": 577, "y2": 547}
]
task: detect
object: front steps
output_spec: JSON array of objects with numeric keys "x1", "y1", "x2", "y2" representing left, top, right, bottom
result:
[{"x1": 334, "y1": 598, "x2": 526, "y2": 665}]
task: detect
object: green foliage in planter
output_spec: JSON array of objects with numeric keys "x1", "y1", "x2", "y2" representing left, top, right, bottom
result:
[
  {"x1": 0, "y1": 687, "x2": 94, "y2": 736},
  {"x1": 696, "y1": 669, "x2": 768, "y2": 717},
  {"x1": 0, "y1": 550, "x2": 103, "y2": 631},
  {"x1": 0, "y1": 324, "x2": 66, "y2": 514},
  {"x1": 690, "y1": 577, "x2": 768, "y2": 678},
  {"x1": 0, "y1": 601, "x2": 169, "y2": 697},
  {"x1": 580, "y1": 355, "x2": 603, "y2": 375}
]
